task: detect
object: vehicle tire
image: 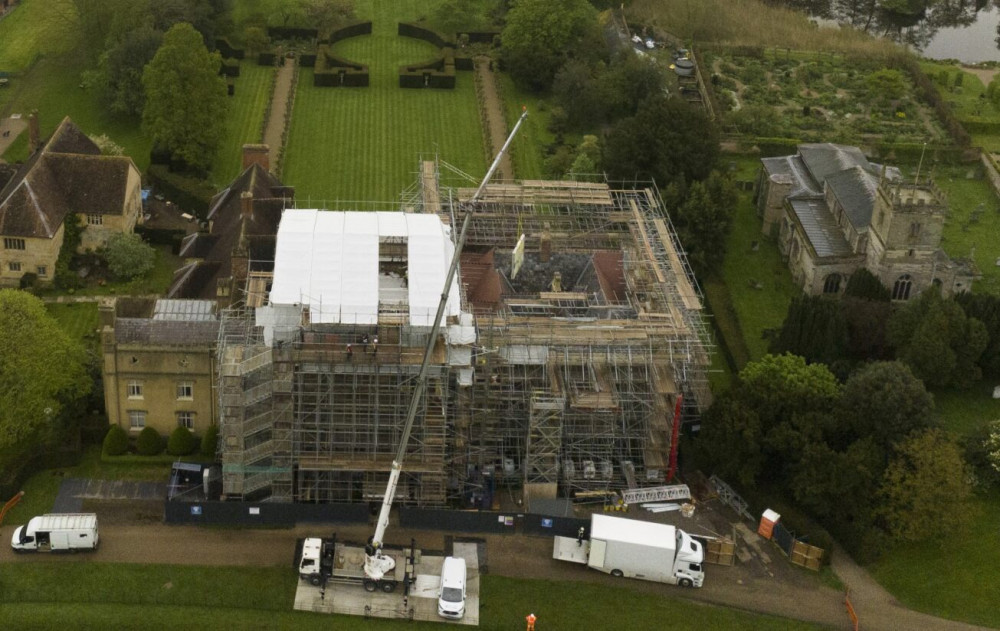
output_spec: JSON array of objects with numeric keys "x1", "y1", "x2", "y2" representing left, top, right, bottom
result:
[
  {"x1": 380, "y1": 581, "x2": 396, "y2": 593},
  {"x1": 309, "y1": 575, "x2": 322, "y2": 587},
  {"x1": 11, "y1": 548, "x2": 23, "y2": 554},
  {"x1": 679, "y1": 578, "x2": 693, "y2": 588},
  {"x1": 363, "y1": 579, "x2": 378, "y2": 592},
  {"x1": 610, "y1": 569, "x2": 624, "y2": 578}
]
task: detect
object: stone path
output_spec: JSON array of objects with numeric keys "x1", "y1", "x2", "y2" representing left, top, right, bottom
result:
[
  {"x1": 262, "y1": 57, "x2": 297, "y2": 173},
  {"x1": 474, "y1": 57, "x2": 513, "y2": 181}
]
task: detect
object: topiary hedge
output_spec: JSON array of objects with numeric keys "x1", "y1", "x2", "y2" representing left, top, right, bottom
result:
[
  {"x1": 314, "y1": 45, "x2": 369, "y2": 87},
  {"x1": 136, "y1": 427, "x2": 164, "y2": 456},
  {"x1": 220, "y1": 57, "x2": 240, "y2": 77},
  {"x1": 168, "y1": 426, "x2": 199, "y2": 456},
  {"x1": 200, "y1": 424, "x2": 219, "y2": 458},
  {"x1": 102, "y1": 424, "x2": 129, "y2": 456}
]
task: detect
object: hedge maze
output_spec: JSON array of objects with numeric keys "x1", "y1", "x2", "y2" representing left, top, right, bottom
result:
[{"x1": 397, "y1": 23, "x2": 476, "y2": 89}]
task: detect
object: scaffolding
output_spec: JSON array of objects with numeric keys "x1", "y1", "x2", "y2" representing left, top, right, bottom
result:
[{"x1": 216, "y1": 162, "x2": 712, "y2": 507}]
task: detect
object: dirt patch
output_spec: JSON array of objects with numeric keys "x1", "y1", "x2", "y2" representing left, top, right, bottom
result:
[{"x1": 963, "y1": 66, "x2": 998, "y2": 88}]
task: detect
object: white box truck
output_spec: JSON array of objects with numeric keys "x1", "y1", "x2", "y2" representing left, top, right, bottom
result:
[
  {"x1": 11, "y1": 513, "x2": 99, "y2": 553},
  {"x1": 552, "y1": 513, "x2": 704, "y2": 587}
]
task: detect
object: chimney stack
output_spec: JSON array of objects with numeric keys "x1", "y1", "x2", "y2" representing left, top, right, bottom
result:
[
  {"x1": 28, "y1": 110, "x2": 40, "y2": 154},
  {"x1": 240, "y1": 191, "x2": 253, "y2": 220},
  {"x1": 241, "y1": 144, "x2": 270, "y2": 172},
  {"x1": 539, "y1": 223, "x2": 552, "y2": 262}
]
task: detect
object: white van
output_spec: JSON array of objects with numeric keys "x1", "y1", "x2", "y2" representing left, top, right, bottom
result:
[
  {"x1": 11, "y1": 513, "x2": 99, "y2": 553},
  {"x1": 437, "y1": 556, "x2": 467, "y2": 619}
]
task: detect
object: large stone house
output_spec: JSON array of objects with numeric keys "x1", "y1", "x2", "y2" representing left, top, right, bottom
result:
[
  {"x1": 0, "y1": 115, "x2": 143, "y2": 286},
  {"x1": 756, "y1": 143, "x2": 977, "y2": 299}
]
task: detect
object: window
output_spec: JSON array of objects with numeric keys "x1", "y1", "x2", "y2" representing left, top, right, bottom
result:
[
  {"x1": 128, "y1": 410, "x2": 146, "y2": 430},
  {"x1": 177, "y1": 411, "x2": 194, "y2": 429},
  {"x1": 176, "y1": 381, "x2": 193, "y2": 400},
  {"x1": 86, "y1": 214, "x2": 103, "y2": 226},
  {"x1": 908, "y1": 249, "x2": 915, "y2": 257},
  {"x1": 822, "y1": 274, "x2": 842, "y2": 294},
  {"x1": 3, "y1": 237, "x2": 25, "y2": 250},
  {"x1": 36, "y1": 266, "x2": 47, "y2": 277},
  {"x1": 892, "y1": 274, "x2": 913, "y2": 301},
  {"x1": 8, "y1": 262, "x2": 21, "y2": 272},
  {"x1": 127, "y1": 380, "x2": 143, "y2": 399},
  {"x1": 909, "y1": 222, "x2": 922, "y2": 238}
]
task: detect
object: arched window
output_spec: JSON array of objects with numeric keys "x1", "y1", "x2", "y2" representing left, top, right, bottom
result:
[
  {"x1": 823, "y1": 273, "x2": 842, "y2": 294},
  {"x1": 892, "y1": 274, "x2": 913, "y2": 301}
]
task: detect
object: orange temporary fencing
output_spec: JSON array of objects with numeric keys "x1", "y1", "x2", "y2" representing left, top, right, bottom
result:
[
  {"x1": 844, "y1": 587, "x2": 859, "y2": 631},
  {"x1": 0, "y1": 490, "x2": 24, "y2": 526}
]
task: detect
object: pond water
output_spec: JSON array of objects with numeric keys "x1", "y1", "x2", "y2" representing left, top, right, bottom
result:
[{"x1": 790, "y1": 1, "x2": 1000, "y2": 63}]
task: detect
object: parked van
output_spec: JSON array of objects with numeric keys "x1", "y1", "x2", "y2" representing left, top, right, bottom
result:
[
  {"x1": 437, "y1": 556, "x2": 467, "y2": 619},
  {"x1": 11, "y1": 513, "x2": 99, "y2": 553}
]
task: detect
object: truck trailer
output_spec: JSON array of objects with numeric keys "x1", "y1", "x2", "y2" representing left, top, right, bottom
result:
[
  {"x1": 11, "y1": 513, "x2": 99, "y2": 553},
  {"x1": 553, "y1": 513, "x2": 704, "y2": 587},
  {"x1": 297, "y1": 534, "x2": 409, "y2": 592}
]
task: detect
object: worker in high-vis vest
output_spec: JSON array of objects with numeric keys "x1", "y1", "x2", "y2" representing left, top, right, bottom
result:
[{"x1": 526, "y1": 613, "x2": 537, "y2": 630}]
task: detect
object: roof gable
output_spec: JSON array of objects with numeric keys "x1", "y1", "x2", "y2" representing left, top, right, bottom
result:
[
  {"x1": 798, "y1": 143, "x2": 871, "y2": 185},
  {"x1": 826, "y1": 166, "x2": 879, "y2": 229}
]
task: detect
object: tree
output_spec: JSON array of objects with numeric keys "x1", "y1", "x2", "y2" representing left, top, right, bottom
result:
[
  {"x1": 963, "y1": 419, "x2": 1000, "y2": 489},
  {"x1": 552, "y1": 59, "x2": 604, "y2": 129},
  {"x1": 954, "y1": 292, "x2": 1000, "y2": 376},
  {"x1": 433, "y1": 0, "x2": 490, "y2": 34},
  {"x1": 0, "y1": 291, "x2": 90, "y2": 465},
  {"x1": 568, "y1": 135, "x2": 600, "y2": 180},
  {"x1": 878, "y1": 429, "x2": 975, "y2": 543},
  {"x1": 104, "y1": 233, "x2": 156, "y2": 280},
  {"x1": 888, "y1": 292, "x2": 988, "y2": 388},
  {"x1": 837, "y1": 361, "x2": 934, "y2": 450},
  {"x1": 844, "y1": 268, "x2": 891, "y2": 301},
  {"x1": 866, "y1": 68, "x2": 907, "y2": 101},
  {"x1": 200, "y1": 423, "x2": 220, "y2": 457},
  {"x1": 302, "y1": 0, "x2": 355, "y2": 35},
  {"x1": 673, "y1": 172, "x2": 737, "y2": 274},
  {"x1": 143, "y1": 22, "x2": 229, "y2": 172},
  {"x1": 243, "y1": 26, "x2": 271, "y2": 55},
  {"x1": 501, "y1": 0, "x2": 600, "y2": 91},
  {"x1": 736, "y1": 353, "x2": 841, "y2": 431},
  {"x1": 696, "y1": 394, "x2": 765, "y2": 486},
  {"x1": 727, "y1": 104, "x2": 783, "y2": 137},
  {"x1": 842, "y1": 296, "x2": 892, "y2": 361},
  {"x1": 598, "y1": 51, "x2": 667, "y2": 121},
  {"x1": 770, "y1": 295, "x2": 848, "y2": 366},
  {"x1": 98, "y1": 26, "x2": 163, "y2": 118},
  {"x1": 602, "y1": 97, "x2": 719, "y2": 190}
]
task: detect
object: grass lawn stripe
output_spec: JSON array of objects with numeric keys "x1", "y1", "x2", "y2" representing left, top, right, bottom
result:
[{"x1": 211, "y1": 62, "x2": 274, "y2": 186}]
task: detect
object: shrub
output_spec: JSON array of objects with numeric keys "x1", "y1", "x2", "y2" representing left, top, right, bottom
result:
[
  {"x1": 168, "y1": 426, "x2": 199, "y2": 456},
  {"x1": 136, "y1": 427, "x2": 164, "y2": 456},
  {"x1": 102, "y1": 424, "x2": 129, "y2": 456},
  {"x1": 145, "y1": 164, "x2": 217, "y2": 216},
  {"x1": 200, "y1": 424, "x2": 219, "y2": 457}
]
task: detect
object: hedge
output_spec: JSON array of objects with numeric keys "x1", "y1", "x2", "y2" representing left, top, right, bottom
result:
[
  {"x1": 215, "y1": 37, "x2": 245, "y2": 60},
  {"x1": 102, "y1": 425, "x2": 129, "y2": 456},
  {"x1": 960, "y1": 118, "x2": 1000, "y2": 135},
  {"x1": 267, "y1": 26, "x2": 319, "y2": 40},
  {"x1": 220, "y1": 57, "x2": 240, "y2": 77},
  {"x1": 145, "y1": 165, "x2": 217, "y2": 217},
  {"x1": 200, "y1": 424, "x2": 219, "y2": 457},
  {"x1": 314, "y1": 44, "x2": 369, "y2": 87},
  {"x1": 871, "y1": 142, "x2": 978, "y2": 165},
  {"x1": 399, "y1": 50, "x2": 456, "y2": 89},
  {"x1": 168, "y1": 427, "x2": 199, "y2": 456},
  {"x1": 887, "y1": 53, "x2": 972, "y2": 147},
  {"x1": 258, "y1": 51, "x2": 277, "y2": 66},
  {"x1": 456, "y1": 31, "x2": 500, "y2": 46},
  {"x1": 753, "y1": 137, "x2": 803, "y2": 157},
  {"x1": 397, "y1": 22, "x2": 452, "y2": 49},
  {"x1": 136, "y1": 427, "x2": 164, "y2": 456},
  {"x1": 328, "y1": 21, "x2": 372, "y2": 45}
]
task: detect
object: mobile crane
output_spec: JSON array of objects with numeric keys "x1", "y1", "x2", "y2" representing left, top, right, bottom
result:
[{"x1": 298, "y1": 109, "x2": 530, "y2": 593}]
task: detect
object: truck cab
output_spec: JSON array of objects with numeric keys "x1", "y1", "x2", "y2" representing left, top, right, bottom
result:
[{"x1": 673, "y1": 530, "x2": 705, "y2": 587}]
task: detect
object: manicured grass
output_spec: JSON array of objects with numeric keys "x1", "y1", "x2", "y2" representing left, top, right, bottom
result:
[
  {"x1": 919, "y1": 62, "x2": 998, "y2": 121},
  {"x1": 282, "y1": 1, "x2": 486, "y2": 202},
  {"x1": 211, "y1": 62, "x2": 274, "y2": 186},
  {"x1": 933, "y1": 383, "x2": 1000, "y2": 437},
  {"x1": 870, "y1": 493, "x2": 1000, "y2": 628},
  {"x1": 928, "y1": 166, "x2": 1000, "y2": 295},
  {"x1": 45, "y1": 302, "x2": 100, "y2": 348},
  {"x1": 0, "y1": 53, "x2": 150, "y2": 170},
  {"x1": 0, "y1": 564, "x2": 825, "y2": 631},
  {"x1": 0, "y1": 0, "x2": 77, "y2": 73},
  {"x1": 4, "y1": 445, "x2": 172, "y2": 527},
  {"x1": 499, "y1": 74, "x2": 557, "y2": 180},
  {"x1": 39, "y1": 244, "x2": 182, "y2": 298}
]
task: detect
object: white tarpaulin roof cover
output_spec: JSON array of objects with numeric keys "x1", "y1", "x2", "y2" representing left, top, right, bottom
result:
[{"x1": 269, "y1": 210, "x2": 461, "y2": 326}]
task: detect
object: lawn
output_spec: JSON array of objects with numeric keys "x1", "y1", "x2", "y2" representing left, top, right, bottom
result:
[
  {"x1": 919, "y1": 61, "x2": 1000, "y2": 152},
  {"x1": 45, "y1": 302, "x2": 100, "y2": 349},
  {"x1": 870, "y1": 493, "x2": 1000, "y2": 628},
  {"x1": 282, "y1": 1, "x2": 486, "y2": 202},
  {"x1": 499, "y1": 74, "x2": 559, "y2": 181},
  {"x1": 211, "y1": 62, "x2": 274, "y2": 186},
  {"x1": 32, "y1": 244, "x2": 181, "y2": 299},
  {"x1": 0, "y1": 52, "x2": 151, "y2": 170},
  {"x1": 0, "y1": 0, "x2": 78, "y2": 73},
  {"x1": 3, "y1": 445, "x2": 172, "y2": 527},
  {"x1": 0, "y1": 564, "x2": 825, "y2": 631},
  {"x1": 933, "y1": 382, "x2": 1000, "y2": 437}
]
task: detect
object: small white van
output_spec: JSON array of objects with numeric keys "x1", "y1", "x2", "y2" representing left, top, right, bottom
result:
[
  {"x1": 11, "y1": 513, "x2": 99, "y2": 553},
  {"x1": 437, "y1": 556, "x2": 467, "y2": 619}
]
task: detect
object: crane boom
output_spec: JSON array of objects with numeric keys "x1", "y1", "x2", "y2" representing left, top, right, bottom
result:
[{"x1": 365, "y1": 109, "x2": 529, "y2": 581}]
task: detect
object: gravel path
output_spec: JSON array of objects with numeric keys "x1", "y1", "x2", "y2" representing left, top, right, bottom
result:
[
  {"x1": 263, "y1": 57, "x2": 296, "y2": 171},
  {"x1": 474, "y1": 57, "x2": 513, "y2": 181}
]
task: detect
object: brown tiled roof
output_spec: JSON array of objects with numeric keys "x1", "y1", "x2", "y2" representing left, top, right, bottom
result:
[
  {"x1": 170, "y1": 163, "x2": 291, "y2": 300},
  {"x1": 0, "y1": 117, "x2": 137, "y2": 238}
]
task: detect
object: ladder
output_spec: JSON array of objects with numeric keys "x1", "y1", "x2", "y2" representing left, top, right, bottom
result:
[{"x1": 620, "y1": 484, "x2": 691, "y2": 505}]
